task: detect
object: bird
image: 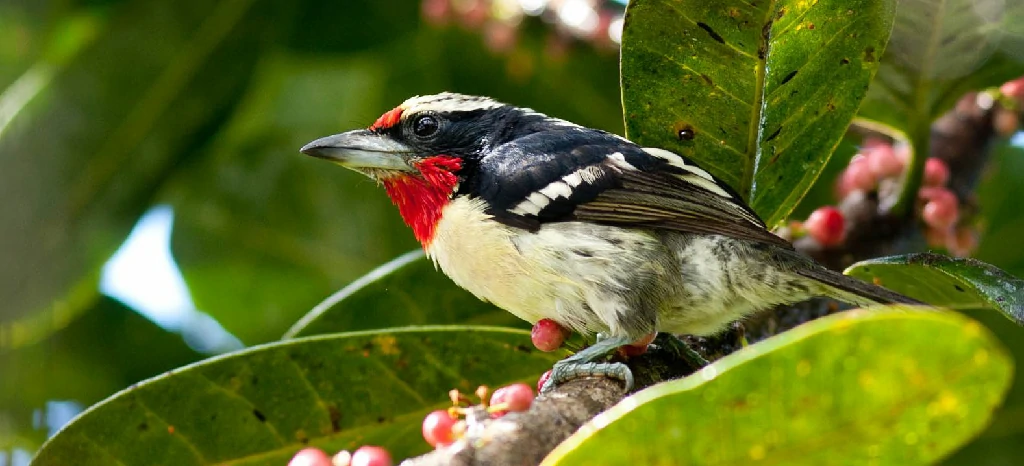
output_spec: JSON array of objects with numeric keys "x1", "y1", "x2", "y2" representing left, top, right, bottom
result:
[{"x1": 301, "y1": 92, "x2": 920, "y2": 392}]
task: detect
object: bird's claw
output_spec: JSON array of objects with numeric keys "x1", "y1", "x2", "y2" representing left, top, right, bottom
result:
[{"x1": 540, "y1": 360, "x2": 634, "y2": 393}]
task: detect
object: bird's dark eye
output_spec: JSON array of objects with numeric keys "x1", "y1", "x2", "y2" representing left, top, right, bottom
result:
[{"x1": 413, "y1": 115, "x2": 440, "y2": 137}]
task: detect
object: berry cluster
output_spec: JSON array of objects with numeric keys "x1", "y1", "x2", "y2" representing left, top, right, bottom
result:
[
  {"x1": 791, "y1": 138, "x2": 973, "y2": 255},
  {"x1": 289, "y1": 446, "x2": 392, "y2": 466},
  {"x1": 423, "y1": 384, "x2": 537, "y2": 448},
  {"x1": 421, "y1": 0, "x2": 625, "y2": 55},
  {"x1": 788, "y1": 75, "x2": 1024, "y2": 255}
]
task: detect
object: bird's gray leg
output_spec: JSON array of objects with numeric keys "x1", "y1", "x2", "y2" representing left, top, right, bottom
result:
[{"x1": 541, "y1": 335, "x2": 634, "y2": 393}]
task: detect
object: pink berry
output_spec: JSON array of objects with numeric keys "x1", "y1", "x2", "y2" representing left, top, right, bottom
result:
[
  {"x1": 350, "y1": 446, "x2": 392, "y2": 466},
  {"x1": 531, "y1": 319, "x2": 569, "y2": 352},
  {"x1": 923, "y1": 158, "x2": 950, "y2": 187},
  {"x1": 920, "y1": 187, "x2": 959, "y2": 230},
  {"x1": 843, "y1": 156, "x2": 877, "y2": 192},
  {"x1": 804, "y1": 206, "x2": 846, "y2": 247},
  {"x1": 289, "y1": 448, "x2": 332, "y2": 466},
  {"x1": 422, "y1": 410, "x2": 457, "y2": 447},
  {"x1": 866, "y1": 144, "x2": 904, "y2": 178},
  {"x1": 622, "y1": 331, "x2": 657, "y2": 356},
  {"x1": 1001, "y1": 76, "x2": 1024, "y2": 101},
  {"x1": 491, "y1": 383, "x2": 535, "y2": 415},
  {"x1": 537, "y1": 370, "x2": 552, "y2": 392},
  {"x1": 893, "y1": 143, "x2": 912, "y2": 166}
]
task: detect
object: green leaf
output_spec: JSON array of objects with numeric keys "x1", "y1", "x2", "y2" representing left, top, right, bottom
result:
[
  {"x1": 543, "y1": 308, "x2": 1012, "y2": 465},
  {"x1": 284, "y1": 251, "x2": 522, "y2": 339},
  {"x1": 0, "y1": 297, "x2": 202, "y2": 451},
  {"x1": 0, "y1": 0, "x2": 283, "y2": 343},
  {"x1": 620, "y1": 0, "x2": 895, "y2": 226},
  {"x1": 845, "y1": 253, "x2": 1024, "y2": 326},
  {"x1": 859, "y1": 0, "x2": 1024, "y2": 131},
  {"x1": 31, "y1": 327, "x2": 557, "y2": 466}
]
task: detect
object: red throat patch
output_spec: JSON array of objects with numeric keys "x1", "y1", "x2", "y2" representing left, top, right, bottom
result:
[
  {"x1": 370, "y1": 106, "x2": 403, "y2": 131},
  {"x1": 382, "y1": 156, "x2": 462, "y2": 247}
]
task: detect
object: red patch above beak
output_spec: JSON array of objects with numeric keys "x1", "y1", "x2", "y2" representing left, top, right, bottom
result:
[{"x1": 370, "y1": 106, "x2": 404, "y2": 131}]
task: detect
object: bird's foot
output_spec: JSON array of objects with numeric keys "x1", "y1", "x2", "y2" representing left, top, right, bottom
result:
[{"x1": 540, "y1": 335, "x2": 634, "y2": 393}]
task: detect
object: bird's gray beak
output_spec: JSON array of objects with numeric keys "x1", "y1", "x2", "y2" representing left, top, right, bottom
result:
[{"x1": 300, "y1": 129, "x2": 414, "y2": 172}]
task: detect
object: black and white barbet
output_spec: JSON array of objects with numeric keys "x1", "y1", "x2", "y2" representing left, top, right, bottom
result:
[{"x1": 301, "y1": 93, "x2": 920, "y2": 392}]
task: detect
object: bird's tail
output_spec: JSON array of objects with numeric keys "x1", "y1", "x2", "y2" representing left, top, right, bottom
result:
[
  {"x1": 793, "y1": 262, "x2": 924, "y2": 307},
  {"x1": 770, "y1": 247, "x2": 924, "y2": 306}
]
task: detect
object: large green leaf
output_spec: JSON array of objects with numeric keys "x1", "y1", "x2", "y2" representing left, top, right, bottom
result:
[
  {"x1": 620, "y1": 0, "x2": 895, "y2": 226},
  {"x1": 284, "y1": 251, "x2": 521, "y2": 339},
  {"x1": 846, "y1": 253, "x2": 1024, "y2": 326},
  {"x1": 544, "y1": 308, "x2": 1012, "y2": 465},
  {"x1": 0, "y1": 0, "x2": 283, "y2": 346},
  {"x1": 859, "y1": 0, "x2": 1024, "y2": 132},
  {"x1": 31, "y1": 327, "x2": 557, "y2": 466},
  {"x1": 0, "y1": 297, "x2": 202, "y2": 452}
]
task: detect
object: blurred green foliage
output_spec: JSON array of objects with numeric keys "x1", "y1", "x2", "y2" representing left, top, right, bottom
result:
[{"x1": 2, "y1": 0, "x2": 1024, "y2": 464}]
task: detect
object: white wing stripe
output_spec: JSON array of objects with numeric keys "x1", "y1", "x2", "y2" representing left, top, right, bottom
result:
[
  {"x1": 642, "y1": 147, "x2": 717, "y2": 182},
  {"x1": 511, "y1": 198, "x2": 544, "y2": 216},
  {"x1": 678, "y1": 174, "x2": 731, "y2": 198},
  {"x1": 607, "y1": 152, "x2": 636, "y2": 170},
  {"x1": 539, "y1": 181, "x2": 573, "y2": 199}
]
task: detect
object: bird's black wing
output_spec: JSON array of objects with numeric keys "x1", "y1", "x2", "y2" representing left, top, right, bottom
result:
[{"x1": 468, "y1": 127, "x2": 793, "y2": 249}]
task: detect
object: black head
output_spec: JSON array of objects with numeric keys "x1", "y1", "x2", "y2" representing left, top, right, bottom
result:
[{"x1": 300, "y1": 92, "x2": 552, "y2": 180}]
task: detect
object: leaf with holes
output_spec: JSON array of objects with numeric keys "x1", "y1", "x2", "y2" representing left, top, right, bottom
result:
[
  {"x1": 284, "y1": 251, "x2": 522, "y2": 339},
  {"x1": 31, "y1": 327, "x2": 557, "y2": 466},
  {"x1": 543, "y1": 308, "x2": 1012, "y2": 465},
  {"x1": 846, "y1": 253, "x2": 1024, "y2": 326},
  {"x1": 620, "y1": 0, "x2": 896, "y2": 226},
  {"x1": 859, "y1": 0, "x2": 1024, "y2": 133}
]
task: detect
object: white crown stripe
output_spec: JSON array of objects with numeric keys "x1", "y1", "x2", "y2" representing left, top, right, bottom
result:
[{"x1": 400, "y1": 92, "x2": 504, "y2": 115}]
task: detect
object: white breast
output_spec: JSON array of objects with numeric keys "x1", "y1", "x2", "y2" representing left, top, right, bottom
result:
[
  {"x1": 425, "y1": 197, "x2": 671, "y2": 337},
  {"x1": 426, "y1": 197, "x2": 564, "y2": 326}
]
